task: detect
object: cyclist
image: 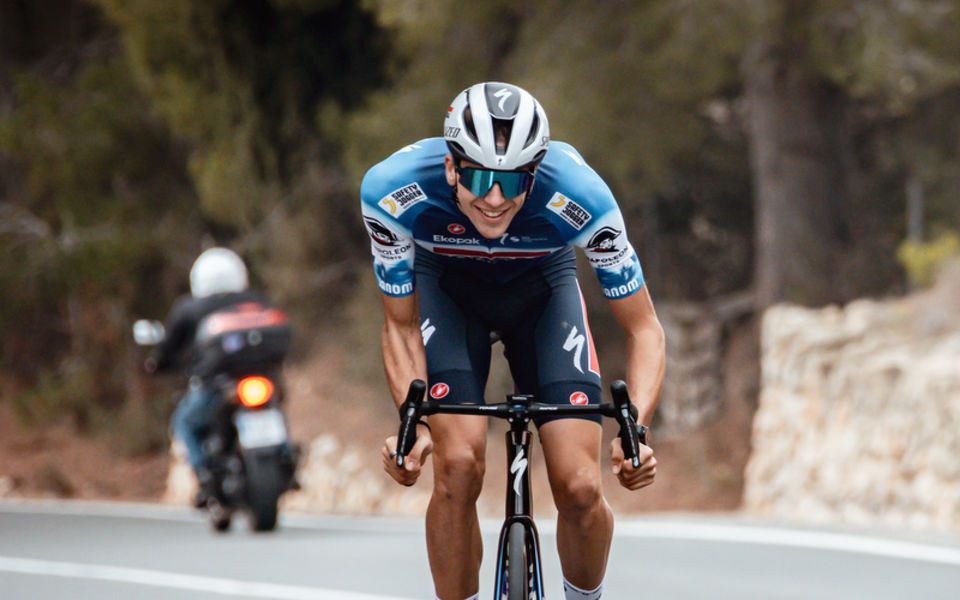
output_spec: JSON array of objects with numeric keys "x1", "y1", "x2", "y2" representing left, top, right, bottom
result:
[
  {"x1": 361, "y1": 82, "x2": 665, "y2": 600},
  {"x1": 145, "y1": 247, "x2": 295, "y2": 507}
]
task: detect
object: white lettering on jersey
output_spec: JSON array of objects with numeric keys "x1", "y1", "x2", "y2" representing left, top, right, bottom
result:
[
  {"x1": 546, "y1": 193, "x2": 592, "y2": 230},
  {"x1": 379, "y1": 182, "x2": 427, "y2": 217},
  {"x1": 563, "y1": 326, "x2": 586, "y2": 374},
  {"x1": 421, "y1": 318, "x2": 436, "y2": 346}
]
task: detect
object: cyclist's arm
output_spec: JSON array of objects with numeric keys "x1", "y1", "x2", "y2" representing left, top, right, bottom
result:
[
  {"x1": 379, "y1": 291, "x2": 429, "y2": 410},
  {"x1": 606, "y1": 285, "x2": 665, "y2": 427}
]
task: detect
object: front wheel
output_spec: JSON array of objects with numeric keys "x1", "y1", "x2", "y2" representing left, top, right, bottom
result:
[
  {"x1": 506, "y1": 522, "x2": 530, "y2": 600},
  {"x1": 243, "y1": 450, "x2": 282, "y2": 531}
]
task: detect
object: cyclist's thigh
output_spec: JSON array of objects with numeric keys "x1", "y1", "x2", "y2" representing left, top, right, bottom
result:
[
  {"x1": 538, "y1": 417, "x2": 604, "y2": 484},
  {"x1": 415, "y1": 259, "x2": 491, "y2": 406},
  {"x1": 505, "y1": 270, "x2": 602, "y2": 423}
]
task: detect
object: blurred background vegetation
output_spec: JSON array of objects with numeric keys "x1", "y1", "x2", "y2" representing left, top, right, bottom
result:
[{"x1": 2, "y1": 0, "x2": 959, "y2": 455}]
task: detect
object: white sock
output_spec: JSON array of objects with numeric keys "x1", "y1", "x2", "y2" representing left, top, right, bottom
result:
[
  {"x1": 563, "y1": 577, "x2": 603, "y2": 600},
  {"x1": 435, "y1": 595, "x2": 478, "y2": 600}
]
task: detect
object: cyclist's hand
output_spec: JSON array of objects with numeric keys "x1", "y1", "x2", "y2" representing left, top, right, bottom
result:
[
  {"x1": 382, "y1": 423, "x2": 433, "y2": 487},
  {"x1": 610, "y1": 438, "x2": 656, "y2": 490}
]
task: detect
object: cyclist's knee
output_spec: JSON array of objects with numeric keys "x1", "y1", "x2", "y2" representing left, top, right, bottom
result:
[
  {"x1": 553, "y1": 469, "x2": 604, "y2": 516},
  {"x1": 433, "y1": 449, "x2": 485, "y2": 502}
]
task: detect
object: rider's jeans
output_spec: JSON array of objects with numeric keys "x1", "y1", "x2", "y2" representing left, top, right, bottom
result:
[{"x1": 170, "y1": 377, "x2": 219, "y2": 471}]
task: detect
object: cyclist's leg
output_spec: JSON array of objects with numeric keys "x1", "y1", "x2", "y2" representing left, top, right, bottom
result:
[
  {"x1": 505, "y1": 270, "x2": 611, "y2": 592},
  {"x1": 417, "y1": 259, "x2": 492, "y2": 600}
]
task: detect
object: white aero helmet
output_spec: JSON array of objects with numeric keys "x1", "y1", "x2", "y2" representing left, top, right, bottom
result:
[
  {"x1": 189, "y1": 247, "x2": 249, "y2": 298},
  {"x1": 444, "y1": 82, "x2": 550, "y2": 171}
]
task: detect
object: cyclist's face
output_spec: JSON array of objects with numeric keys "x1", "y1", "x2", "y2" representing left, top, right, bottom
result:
[{"x1": 445, "y1": 155, "x2": 533, "y2": 240}]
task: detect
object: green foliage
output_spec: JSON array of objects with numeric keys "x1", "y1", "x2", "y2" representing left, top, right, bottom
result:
[
  {"x1": 5, "y1": 0, "x2": 960, "y2": 448},
  {"x1": 897, "y1": 231, "x2": 960, "y2": 288}
]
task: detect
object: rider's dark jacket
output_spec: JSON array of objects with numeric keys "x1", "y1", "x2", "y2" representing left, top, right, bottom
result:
[{"x1": 150, "y1": 290, "x2": 269, "y2": 379}]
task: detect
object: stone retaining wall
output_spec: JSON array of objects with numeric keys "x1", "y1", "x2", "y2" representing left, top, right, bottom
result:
[{"x1": 744, "y1": 265, "x2": 960, "y2": 531}]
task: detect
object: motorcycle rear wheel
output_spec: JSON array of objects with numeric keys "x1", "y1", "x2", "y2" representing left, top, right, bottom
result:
[{"x1": 243, "y1": 451, "x2": 282, "y2": 531}]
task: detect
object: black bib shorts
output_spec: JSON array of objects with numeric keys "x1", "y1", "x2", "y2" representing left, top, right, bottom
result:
[{"x1": 415, "y1": 247, "x2": 602, "y2": 425}]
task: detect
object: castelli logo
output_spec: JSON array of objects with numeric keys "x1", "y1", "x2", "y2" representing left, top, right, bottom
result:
[
  {"x1": 430, "y1": 383, "x2": 450, "y2": 399},
  {"x1": 448, "y1": 223, "x2": 466, "y2": 234},
  {"x1": 569, "y1": 391, "x2": 589, "y2": 405}
]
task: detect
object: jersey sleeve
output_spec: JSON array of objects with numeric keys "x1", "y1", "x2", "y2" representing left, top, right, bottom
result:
[
  {"x1": 360, "y1": 161, "x2": 417, "y2": 298},
  {"x1": 551, "y1": 144, "x2": 645, "y2": 299},
  {"x1": 578, "y1": 207, "x2": 645, "y2": 299}
]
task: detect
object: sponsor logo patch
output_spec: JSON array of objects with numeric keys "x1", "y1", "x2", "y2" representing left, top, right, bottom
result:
[
  {"x1": 430, "y1": 382, "x2": 450, "y2": 399},
  {"x1": 586, "y1": 226, "x2": 622, "y2": 253},
  {"x1": 546, "y1": 193, "x2": 591, "y2": 230},
  {"x1": 379, "y1": 182, "x2": 426, "y2": 217},
  {"x1": 447, "y1": 223, "x2": 466, "y2": 234},
  {"x1": 364, "y1": 217, "x2": 401, "y2": 246},
  {"x1": 570, "y1": 391, "x2": 589, "y2": 405},
  {"x1": 433, "y1": 234, "x2": 482, "y2": 245}
]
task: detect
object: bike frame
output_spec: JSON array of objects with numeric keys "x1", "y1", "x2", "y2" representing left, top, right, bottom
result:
[{"x1": 395, "y1": 381, "x2": 644, "y2": 600}]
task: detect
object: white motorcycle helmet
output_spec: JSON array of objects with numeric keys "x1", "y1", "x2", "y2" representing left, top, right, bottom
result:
[
  {"x1": 189, "y1": 247, "x2": 249, "y2": 298},
  {"x1": 443, "y1": 81, "x2": 550, "y2": 170}
]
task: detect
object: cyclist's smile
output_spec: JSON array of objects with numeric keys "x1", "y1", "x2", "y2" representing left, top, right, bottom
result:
[{"x1": 445, "y1": 155, "x2": 533, "y2": 240}]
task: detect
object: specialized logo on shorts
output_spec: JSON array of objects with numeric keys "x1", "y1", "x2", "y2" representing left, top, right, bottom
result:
[
  {"x1": 569, "y1": 391, "x2": 589, "y2": 405},
  {"x1": 379, "y1": 182, "x2": 426, "y2": 217},
  {"x1": 447, "y1": 223, "x2": 466, "y2": 234},
  {"x1": 563, "y1": 325, "x2": 588, "y2": 374},
  {"x1": 546, "y1": 193, "x2": 591, "y2": 230},
  {"x1": 420, "y1": 318, "x2": 436, "y2": 346},
  {"x1": 430, "y1": 382, "x2": 449, "y2": 399}
]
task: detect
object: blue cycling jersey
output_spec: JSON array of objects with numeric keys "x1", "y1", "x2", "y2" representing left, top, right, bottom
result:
[{"x1": 360, "y1": 137, "x2": 644, "y2": 299}]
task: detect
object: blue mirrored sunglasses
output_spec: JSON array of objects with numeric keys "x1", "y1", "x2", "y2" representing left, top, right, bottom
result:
[{"x1": 456, "y1": 166, "x2": 535, "y2": 198}]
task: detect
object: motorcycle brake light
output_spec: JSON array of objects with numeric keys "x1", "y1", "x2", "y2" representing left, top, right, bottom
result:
[{"x1": 237, "y1": 376, "x2": 274, "y2": 408}]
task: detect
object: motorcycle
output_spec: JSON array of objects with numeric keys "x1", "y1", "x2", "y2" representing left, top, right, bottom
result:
[{"x1": 133, "y1": 310, "x2": 299, "y2": 533}]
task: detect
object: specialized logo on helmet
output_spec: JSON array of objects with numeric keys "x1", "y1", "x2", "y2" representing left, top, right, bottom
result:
[
  {"x1": 486, "y1": 85, "x2": 521, "y2": 118},
  {"x1": 364, "y1": 217, "x2": 401, "y2": 246},
  {"x1": 569, "y1": 391, "x2": 589, "y2": 405},
  {"x1": 586, "y1": 227, "x2": 622, "y2": 253},
  {"x1": 430, "y1": 382, "x2": 450, "y2": 399}
]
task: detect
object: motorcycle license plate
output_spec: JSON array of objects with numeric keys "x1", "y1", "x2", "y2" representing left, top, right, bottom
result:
[{"x1": 234, "y1": 409, "x2": 287, "y2": 448}]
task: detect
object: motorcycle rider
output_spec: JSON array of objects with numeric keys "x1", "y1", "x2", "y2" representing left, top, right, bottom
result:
[{"x1": 145, "y1": 247, "x2": 295, "y2": 507}]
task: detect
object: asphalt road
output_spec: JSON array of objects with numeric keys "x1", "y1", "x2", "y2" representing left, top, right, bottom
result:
[{"x1": 2, "y1": 500, "x2": 959, "y2": 599}]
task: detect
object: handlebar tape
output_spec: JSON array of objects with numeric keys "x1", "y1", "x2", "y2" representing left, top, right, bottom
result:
[{"x1": 396, "y1": 379, "x2": 426, "y2": 468}]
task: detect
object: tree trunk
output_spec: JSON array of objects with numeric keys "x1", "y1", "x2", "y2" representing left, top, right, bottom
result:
[{"x1": 743, "y1": 35, "x2": 849, "y2": 308}]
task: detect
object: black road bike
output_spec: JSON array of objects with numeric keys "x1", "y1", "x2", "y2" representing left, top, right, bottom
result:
[{"x1": 395, "y1": 379, "x2": 646, "y2": 600}]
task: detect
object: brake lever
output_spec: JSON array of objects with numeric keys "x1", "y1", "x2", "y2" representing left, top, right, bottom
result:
[
  {"x1": 610, "y1": 380, "x2": 642, "y2": 469},
  {"x1": 396, "y1": 379, "x2": 426, "y2": 468}
]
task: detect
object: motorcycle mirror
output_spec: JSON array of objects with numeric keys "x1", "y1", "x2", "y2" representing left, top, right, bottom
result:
[{"x1": 133, "y1": 319, "x2": 166, "y2": 345}]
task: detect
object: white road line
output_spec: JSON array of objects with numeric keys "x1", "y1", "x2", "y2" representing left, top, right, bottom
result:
[
  {"x1": 614, "y1": 521, "x2": 960, "y2": 566},
  {"x1": 0, "y1": 556, "x2": 417, "y2": 600}
]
